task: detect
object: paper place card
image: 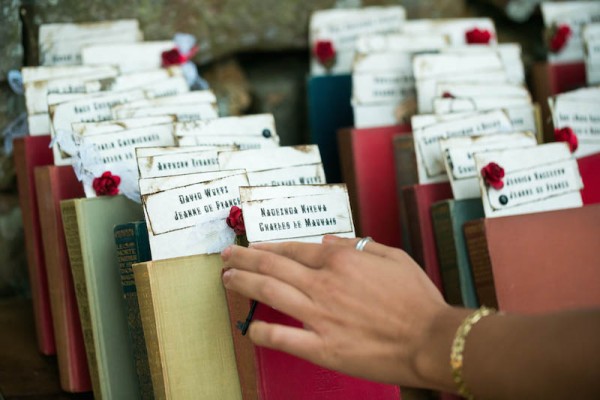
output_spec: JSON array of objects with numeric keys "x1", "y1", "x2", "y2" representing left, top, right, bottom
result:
[
  {"x1": 413, "y1": 110, "x2": 514, "y2": 183},
  {"x1": 433, "y1": 99, "x2": 537, "y2": 133},
  {"x1": 352, "y1": 52, "x2": 414, "y2": 105},
  {"x1": 355, "y1": 33, "x2": 448, "y2": 55},
  {"x1": 142, "y1": 172, "x2": 249, "y2": 260},
  {"x1": 137, "y1": 148, "x2": 227, "y2": 178},
  {"x1": 218, "y1": 145, "x2": 322, "y2": 172},
  {"x1": 72, "y1": 116, "x2": 175, "y2": 137},
  {"x1": 50, "y1": 90, "x2": 148, "y2": 165},
  {"x1": 240, "y1": 184, "x2": 355, "y2": 244},
  {"x1": 584, "y1": 23, "x2": 600, "y2": 85},
  {"x1": 87, "y1": 67, "x2": 183, "y2": 93},
  {"x1": 442, "y1": 132, "x2": 537, "y2": 199},
  {"x1": 549, "y1": 94, "x2": 600, "y2": 158},
  {"x1": 139, "y1": 169, "x2": 246, "y2": 196},
  {"x1": 39, "y1": 19, "x2": 142, "y2": 65},
  {"x1": 541, "y1": 2, "x2": 600, "y2": 63},
  {"x1": 82, "y1": 41, "x2": 174, "y2": 73},
  {"x1": 402, "y1": 18, "x2": 497, "y2": 46},
  {"x1": 475, "y1": 142, "x2": 583, "y2": 218},
  {"x1": 111, "y1": 90, "x2": 218, "y2": 121},
  {"x1": 246, "y1": 164, "x2": 326, "y2": 187},
  {"x1": 434, "y1": 82, "x2": 529, "y2": 100},
  {"x1": 135, "y1": 145, "x2": 221, "y2": 158},
  {"x1": 309, "y1": 6, "x2": 406, "y2": 76}
]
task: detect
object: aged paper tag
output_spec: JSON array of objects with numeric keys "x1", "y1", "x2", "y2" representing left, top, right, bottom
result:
[
  {"x1": 584, "y1": 23, "x2": 600, "y2": 85},
  {"x1": 309, "y1": 6, "x2": 406, "y2": 76},
  {"x1": 475, "y1": 142, "x2": 583, "y2": 218},
  {"x1": 137, "y1": 148, "x2": 225, "y2": 178},
  {"x1": 139, "y1": 169, "x2": 246, "y2": 195},
  {"x1": 72, "y1": 116, "x2": 175, "y2": 137},
  {"x1": 413, "y1": 110, "x2": 513, "y2": 183},
  {"x1": 441, "y1": 132, "x2": 537, "y2": 199},
  {"x1": 142, "y1": 172, "x2": 249, "y2": 260},
  {"x1": 402, "y1": 18, "x2": 496, "y2": 46},
  {"x1": 82, "y1": 41, "x2": 174, "y2": 73},
  {"x1": 542, "y1": 2, "x2": 600, "y2": 63},
  {"x1": 218, "y1": 145, "x2": 322, "y2": 172},
  {"x1": 549, "y1": 93, "x2": 600, "y2": 158},
  {"x1": 39, "y1": 19, "x2": 141, "y2": 66},
  {"x1": 240, "y1": 184, "x2": 355, "y2": 243}
]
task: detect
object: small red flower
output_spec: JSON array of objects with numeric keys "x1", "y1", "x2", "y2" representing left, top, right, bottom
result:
[
  {"x1": 481, "y1": 162, "x2": 505, "y2": 190},
  {"x1": 442, "y1": 91, "x2": 455, "y2": 99},
  {"x1": 92, "y1": 171, "x2": 121, "y2": 196},
  {"x1": 161, "y1": 45, "x2": 199, "y2": 67},
  {"x1": 465, "y1": 28, "x2": 493, "y2": 44},
  {"x1": 548, "y1": 24, "x2": 572, "y2": 53},
  {"x1": 554, "y1": 127, "x2": 578, "y2": 153},
  {"x1": 226, "y1": 206, "x2": 246, "y2": 236},
  {"x1": 313, "y1": 40, "x2": 336, "y2": 70}
]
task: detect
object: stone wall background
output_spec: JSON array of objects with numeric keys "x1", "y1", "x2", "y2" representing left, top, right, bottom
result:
[{"x1": 2, "y1": 0, "x2": 549, "y2": 297}]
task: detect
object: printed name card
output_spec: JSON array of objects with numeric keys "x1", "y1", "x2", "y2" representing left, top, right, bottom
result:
[
  {"x1": 240, "y1": 184, "x2": 355, "y2": 244},
  {"x1": 139, "y1": 169, "x2": 246, "y2": 196},
  {"x1": 584, "y1": 23, "x2": 600, "y2": 85},
  {"x1": 441, "y1": 132, "x2": 538, "y2": 199},
  {"x1": 413, "y1": 110, "x2": 514, "y2": 183},
  {"x1": 549, "y1": 89, "x2": 600, "y2": 158},
  {"x1": 39, "y1": 19, "x2": 142, "y2": 66},
  {"x1": 142, "y1": 172, "x2": 250, "y2": 260},
  {"x1": 72, "y1": 116, "x2": 175, "y2": 137},
  {"x1": 309, "y1": 6, "x2": 406, "y2": 76},
  {"x1": 111, "y1": 90, "x2": 218, "y2": 121},
  {"x1": 541, "y1": 2, "x2": 600, "y2": 64},
  {"x1": 137, "y1": 148, "x2": 225, "y2": 178},
  {"x1": 475, "y1": 142, "x2": 583, "y2": 218},
  {"x1": 402, "y1": 18, "x2": 497, "y2": 46},
  {"x1": 82, "y1": 41, "x2": 174, "y2": 73}
]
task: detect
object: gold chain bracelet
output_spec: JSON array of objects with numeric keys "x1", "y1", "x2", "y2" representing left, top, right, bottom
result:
[{"x1": 450, "y1": 306, "x2": 497, "y2": 399}]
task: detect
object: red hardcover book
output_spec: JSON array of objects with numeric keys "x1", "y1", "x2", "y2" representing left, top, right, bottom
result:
[
  {"x1": 578, "y1": 152, "x2": 600, "y2": 205},
  {"x1": 337, "y1": 124, "x2": 411, "y2": 248},
  {"x1": 13, "y1": 135, "x2": 55, "y2": 355},
  {"x1": 253, "y1": 305, "x2": 401, "y2": 400},
  {"x1": 479, "y1": 204, "x2": 600, "y2": 314},
  {"x1": 401, "y1": 182, "x2": 453, "y2": 294},
  {"x1": 35, "y1": 166, "x2": 91, "y2": 392}
]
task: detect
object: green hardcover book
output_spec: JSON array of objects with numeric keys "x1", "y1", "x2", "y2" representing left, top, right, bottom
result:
[
  {"x1": 133, "y1": 254, "x2": 242, "y2": 400},
  {"x1": 431, "y1": 199, "x2": 484, "y2": 308},
  {"x1": 61, "y1": 196, "x2": 144, "y2": 400},
  {"x1": 114, "y1": 221, "x2": 153, "y2": 400}
]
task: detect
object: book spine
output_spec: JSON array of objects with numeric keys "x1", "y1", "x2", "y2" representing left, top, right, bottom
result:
[
  {"x1": 463, "y1": 220, "x2": 498, "y2": 308},
  {"x1": 114, "y1": 223, "x2": 154, "y2": 400},
  {"x1": 61, "y1": 200, "x2": 102, "y2": 399},
  {"x1": 133, "y1": 264, "x2": 167, "y2": 400},
  {"x1": 431, "y1": 202, "x2": 463, "y2": 306},
  {"x1": 393, "y1": 135, "x2": 418, "y2": 254},
  {"x1": 337, "y1": 128, "x2": 361, "y2": 234},
  {"x1": 401, "y1": 186, "x2": 423, "y2": 265}
]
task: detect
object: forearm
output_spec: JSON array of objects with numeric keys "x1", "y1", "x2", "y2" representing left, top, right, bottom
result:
[{"x1": 416, "y1": 307, "x2": 600, "y2": 399}]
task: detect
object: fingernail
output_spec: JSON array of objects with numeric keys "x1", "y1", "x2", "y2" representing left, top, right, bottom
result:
[{"x1": 221, "y1": 245, "x2": 232, "y2": 260}]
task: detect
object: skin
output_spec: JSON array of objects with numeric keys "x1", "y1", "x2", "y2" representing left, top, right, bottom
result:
[{"x1": 221, "y1": 235, "x2": 600, "y2": 399}]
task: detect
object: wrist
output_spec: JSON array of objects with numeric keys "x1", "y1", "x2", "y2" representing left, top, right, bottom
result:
[{"x1": 413, "y1": 306, "x2": 472, "y2": 392}]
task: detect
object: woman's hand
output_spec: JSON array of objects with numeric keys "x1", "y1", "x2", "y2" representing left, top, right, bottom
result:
[{"x1": 221, "y1": 235, "x2": 462, "y2": 390}]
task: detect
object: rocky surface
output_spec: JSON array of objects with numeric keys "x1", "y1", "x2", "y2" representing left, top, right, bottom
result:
[
  {"x1": 0, "y1": 0, "x2": 24, "y2": 81},
  {"x1": 0, "y1": 194, "x2": 28, "y2": 297},
  {"x1": 0, "y1": 83, "x2": 26, "y2": 191}
]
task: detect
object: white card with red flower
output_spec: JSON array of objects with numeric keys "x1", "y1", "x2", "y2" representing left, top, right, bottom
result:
[
  {"x1": 441, "y1": 132, "x2": 537, "y2": 200},
  {"x1": 239, "y1": 184, "x2": 355, "y2": 244},
  {"x1": 474, "y1": 142, "x2": 583, "y2": 218},
  {"x1": 402, "y1": 18, "x2": 497, "y2": 47},
  {"x1": 82, "y1": 41, "x2": 174, "y2": 74},
  {"x1": 39, "y1": 19, "x2": 142, "y2": 66},
  {"x1": 412, "y1": 110, "x2": 514, "y2": 184},
  {"x1": 309, "y1": 6, "x2": 406, "y2": 76},
  {"x1": 548, "y1": 90, "x2": 600, "y2": 159},
  {"x1": 142, "y1": 172, "x2": 249, "y2": 260},
  {"x1": 541, "y1": 2, "x2": 600, "y2": 64},
  {"x1": 584, "y1": 23, "x2": 600, "y2": 85}
]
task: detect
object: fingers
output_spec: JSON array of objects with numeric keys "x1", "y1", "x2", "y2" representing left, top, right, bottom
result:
[
  {"x1": 248, "y1": 320, "x2": 324, "y2": 366},
  {"x1": 222, "y1": 268, "x2": 316, "y2": 322},
  {"x1": 222, "y1": 245, "x2": 315, "y2": 290},
  {"x1": 323, "y1": 235, "x2": 411, "y2": 263},
  {"x1": 248, "y1": 241, "x2": 328, "y2": 269}
]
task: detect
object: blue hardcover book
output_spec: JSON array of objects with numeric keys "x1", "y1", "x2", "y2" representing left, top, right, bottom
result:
[{"x1": 307, "y1": 74, "x2": 353, "y2": 183}]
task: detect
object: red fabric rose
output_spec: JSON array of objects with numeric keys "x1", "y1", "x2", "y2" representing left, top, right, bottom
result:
[
  {"x1": 92, "y1": 171, "x2": 121, "y2": 196},
  {"x1": 549, "y1": 24, "x2": 572, "y2": 53},
  {"x1": 161, "y1": 45, "x2": 199, "y2": 67},
  {"x1": 465, "y1": 28, "x2": 493, "y2": 44},
  {"x1": 554, "y1": 127, "x2": 578, "y2": 153},
  {"x1": 481, "y1": 162, "x2": 505, "y2": 190},
  {"x1": 226, "y1": 206, "x2": 246, "y2": 236},
  {"x1": 314, "y1": 40, "x2": 336, "y2": 70},
  {"x1": 442, "y1": 91, "x2": 455, "y2": 99}
]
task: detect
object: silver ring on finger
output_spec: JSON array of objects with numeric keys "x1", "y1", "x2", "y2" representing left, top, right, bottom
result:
[{"x1": 355, "y1": 236, "x2": 373, "y2": 252}]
